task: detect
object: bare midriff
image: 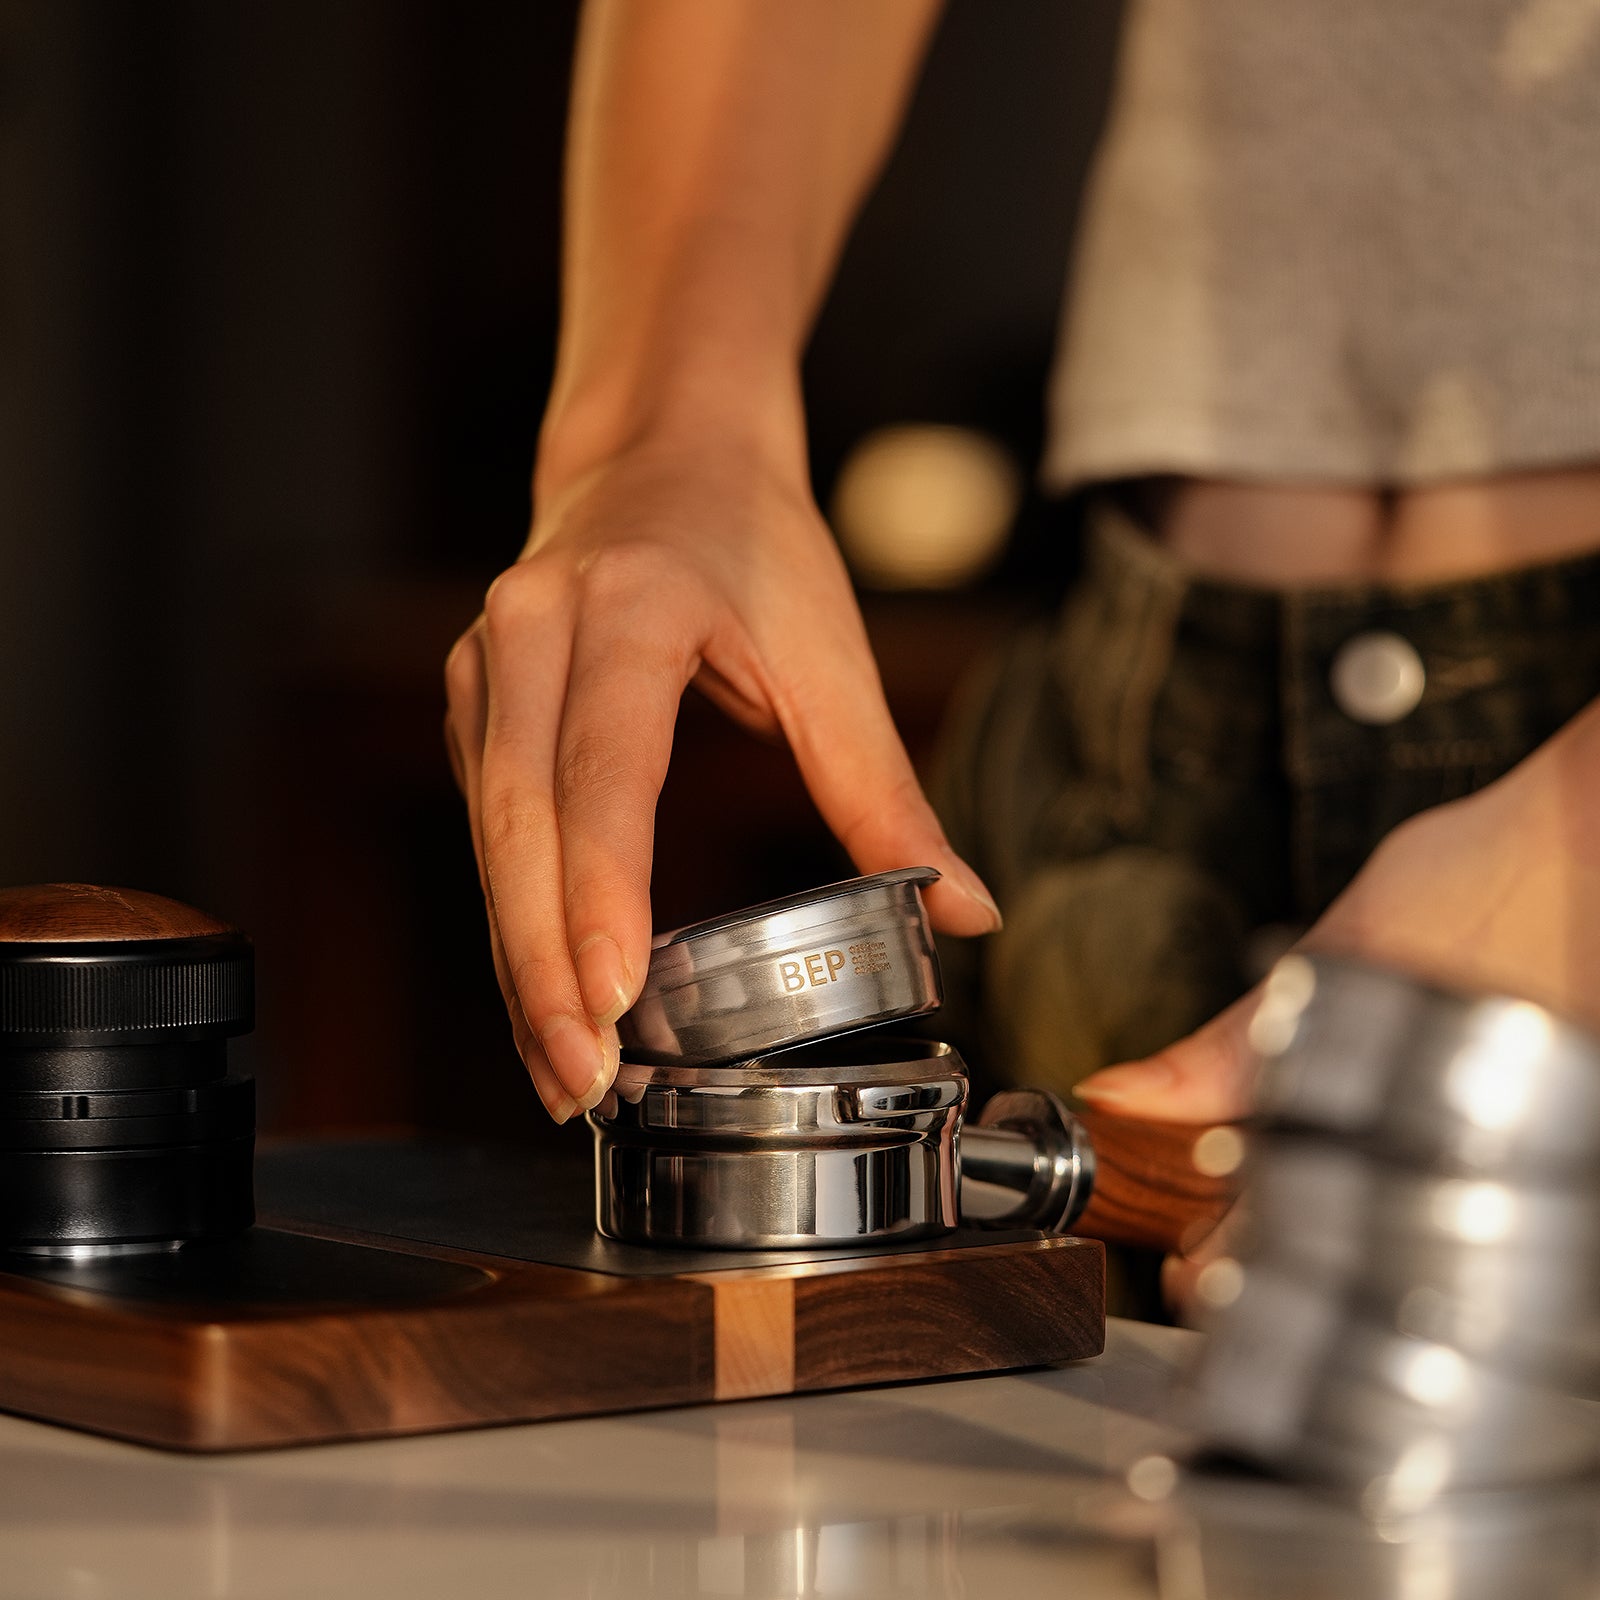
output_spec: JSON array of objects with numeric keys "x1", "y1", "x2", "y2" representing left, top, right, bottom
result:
[{"x1": 1155, "y1": 468, "x2": 1600, "y2": 588}]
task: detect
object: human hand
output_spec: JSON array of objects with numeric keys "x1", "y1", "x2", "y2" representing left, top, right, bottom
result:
[
  {"x1": 1072, "y1": 705, "x2": 1600, "y2": 1304},
  {"x1": 1076, "y1": 707, "x2": 1600, "y2": 1126},
  {"x1": 445, "y1": 438, "x2": 1002, "y2": 1122}
]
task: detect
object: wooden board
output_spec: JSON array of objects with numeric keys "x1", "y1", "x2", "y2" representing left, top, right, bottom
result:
[{"x1": 0, "y1": 1141, "x2": 1105, "y2": 1452}]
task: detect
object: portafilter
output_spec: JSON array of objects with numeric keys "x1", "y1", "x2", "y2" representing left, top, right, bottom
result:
[{"x1": 590, "y1": 1036, "x2": 1238, "y2": 1251}]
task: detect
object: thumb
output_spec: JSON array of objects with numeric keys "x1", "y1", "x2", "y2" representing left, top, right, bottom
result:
[{"x1": 1074, "y1": 987, "x2": 1261, "y2": 1122}]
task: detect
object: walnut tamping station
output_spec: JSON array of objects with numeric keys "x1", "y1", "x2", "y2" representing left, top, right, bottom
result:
[{"x1": 0, "y1": 883, "x2": 1233, "y2": 1451}]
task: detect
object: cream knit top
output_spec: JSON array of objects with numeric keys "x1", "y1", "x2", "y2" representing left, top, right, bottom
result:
[{"x1": 1044, "y1": 0, "x2": 1600, "y2": 490}]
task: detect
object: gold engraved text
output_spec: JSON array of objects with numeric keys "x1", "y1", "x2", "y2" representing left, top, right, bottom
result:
[{"x1": 779, "y1": 949, "x2": 848, "y2": 993}]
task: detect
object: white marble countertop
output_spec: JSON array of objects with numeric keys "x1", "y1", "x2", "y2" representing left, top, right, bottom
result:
[{"x1": 1, "y1": 1317, "x2": 1591, "y2": 1599}]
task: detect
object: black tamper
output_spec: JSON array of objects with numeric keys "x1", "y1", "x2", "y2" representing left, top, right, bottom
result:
[{"x1": 0, "y1": 883, "x2": 255, "y2": 1255}]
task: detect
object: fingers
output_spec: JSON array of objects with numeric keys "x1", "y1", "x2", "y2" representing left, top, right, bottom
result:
[
  {"x1": 773, "y1": 615, "x2": 1001, "y2": 937},
  {"x1": 484, "y1": 892, "x2": 584, "y2": 1122},
  {"x1": 1162, "y1": 1206, "x2": 1240, "y2": 1327},
  {"x1": 1075, "y1": 989, "x2": 1262, "y2": 1122},
  {"x1": 471, "y1": 565, "x2": 619, "y2": 1116},
  {"x1": 555, "y1": 561, "x2": 700, "y2": 1025},
  {"x1": 446, "y1": 621, "x2": 584, "y2": 1120}
]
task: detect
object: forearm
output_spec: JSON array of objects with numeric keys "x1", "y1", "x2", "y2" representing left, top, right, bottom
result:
[{"x1": 538, "y1": 0, "x2": 942, "y2": 502}]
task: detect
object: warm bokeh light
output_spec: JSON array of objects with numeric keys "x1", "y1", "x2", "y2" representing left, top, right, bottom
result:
[{"x1": 831, "y1": 424, "x2": 1021, "y2": 590}]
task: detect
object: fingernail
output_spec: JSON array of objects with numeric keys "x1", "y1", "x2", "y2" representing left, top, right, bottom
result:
[
  {"x1": 546, "y1": 1090, "x2": 578, "y2": 1124},
  {"x1": 575, "y1": 1028, "x2": 620, "y2": 1114},
  {"x1": 575, "y1": 934, "x2": 633, "y2": 1027},
  {"x1": 1076, "y1": 1060, "x2": 1176, "y2": 1108},
  {"x1": 946, "y1": 857, "x2": 1003, "y2": 929},
  {"x1": 540, "y1": 1014, "x2": 608, "y2": 1102}
]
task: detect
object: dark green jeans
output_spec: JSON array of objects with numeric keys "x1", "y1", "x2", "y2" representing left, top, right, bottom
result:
[{"x1": 934, "y1": 502, "x2": 1600, "y2": 1102}]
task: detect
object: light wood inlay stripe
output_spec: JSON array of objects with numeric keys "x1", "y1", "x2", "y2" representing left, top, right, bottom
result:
[{"x1": 698, "y1": 1275, "x2": 796, "y2": 1400}]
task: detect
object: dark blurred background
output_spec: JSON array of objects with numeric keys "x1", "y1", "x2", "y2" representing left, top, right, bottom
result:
[{"x1": 0, "y1": 0, "x2": 1121, "y2": 1143}]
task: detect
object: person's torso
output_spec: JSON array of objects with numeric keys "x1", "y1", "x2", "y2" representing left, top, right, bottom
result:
[{"x1": 1044, "y1": 0, "x2": 1600, "y2": 583}]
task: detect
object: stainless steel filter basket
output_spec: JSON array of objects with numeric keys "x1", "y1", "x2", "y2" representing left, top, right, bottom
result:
[
  {"x1": 590, "y1": 1037, "x2": 965, "y2": 1248},
  {"x1": 616, "y1": 868, "x2": 942, "y2": 1067}
]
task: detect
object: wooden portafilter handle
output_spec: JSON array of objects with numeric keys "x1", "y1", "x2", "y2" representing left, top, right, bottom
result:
[{"x1": 960, "y1": 1089, "x2": 1241, "y2": 1254}]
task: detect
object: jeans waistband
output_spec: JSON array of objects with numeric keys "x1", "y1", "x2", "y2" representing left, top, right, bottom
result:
[
  {"x1": 1075, "y1": 499, "x2": 1600, "y2": 777},
  {"x1": 1053, "y1": 499, "x2": 1600, "y2": 913}
]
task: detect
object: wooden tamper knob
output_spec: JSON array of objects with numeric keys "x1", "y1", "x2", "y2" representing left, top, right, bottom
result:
[{"x1": 0, "y1": 884, "x2": 256, "y2": 1254}]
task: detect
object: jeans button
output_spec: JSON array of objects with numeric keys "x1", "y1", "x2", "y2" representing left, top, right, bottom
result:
[{"x1": 1329, "y1": 631, "x2": 1426, "y2": 724}]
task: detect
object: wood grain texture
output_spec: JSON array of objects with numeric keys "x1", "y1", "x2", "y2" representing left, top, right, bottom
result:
[
  {"x1": 792, "y1": 1237, "x2": 1104, "y2": 1390},
  {"x1": 0, "y1": 1234, "x2": 712, "y2": 1451},
  {"x1": 1073, "y1": 1106, "x2": 1239, "y2": 1254},
  {"x1": 0, "y1": 884, "x2": 234, "y2": 942},
  {"x1": 0, "y1": 1221, "x2": 1104, "y2": 1451},
  {"x1": 689, "y1": 1236, "x2": 1104, "y2": 1402},
  {"x1": 696, "y1": 1275, "x2": 796, "y2": 1400}
]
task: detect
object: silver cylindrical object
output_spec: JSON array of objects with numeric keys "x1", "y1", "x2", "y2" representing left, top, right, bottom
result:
[
  {"x1": 1185, "y1": 953, "x2": 1600, "y2": 1502},
  {"x1": 1184, "y1": 1261, "x2": 1600, "y2": 1501},
  {"x1": 1251, "y1": 954, "x2": 1600, "y2": 1178},
  {"x1": 1239, "y1": 1139, "x2": 1600, "y2": 1385},
  {"x1": 590, "y1": 1038, "x2": 966, "y2": 1248},
  {"x1": 589, "y1": 1041, "x2": 1096, "y2": 1249},
  {"x1": 616, "y1": 869, "x2": 943, "y2": 1067}
]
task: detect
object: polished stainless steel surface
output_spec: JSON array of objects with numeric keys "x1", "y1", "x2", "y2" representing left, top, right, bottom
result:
[
  {"x1": 589, "y1": 1038, "x2": 966, "y2": 1248},
  {"x1": 964, "y1": 1087, "x2": 1094, "y2": 1233},
  {"x1": 590, "y1": 1040, "x2": 1105, "y2": 1248},
  {"x1": 1240, "y1": 1138, "x2": 1600, "y2": 1383},
  {"x1": 1184, "y1": 1260, "x2": 1600, "y2": 1504},
  {"x1": 617, "y1": 868, "x2": 943, "y2": 1067},
  {"x1": 1251, "y1": 953, "x2": 1600, "y2": 1176}
]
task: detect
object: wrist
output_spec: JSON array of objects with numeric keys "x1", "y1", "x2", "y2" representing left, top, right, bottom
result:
[{"x1": 535, "y1": 342, "x2": 809, "y2": 512}]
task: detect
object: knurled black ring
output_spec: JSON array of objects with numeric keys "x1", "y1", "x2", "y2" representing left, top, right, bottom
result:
[{"x1": 0, "y1": 934, "x2": 254, "y2": 1045}]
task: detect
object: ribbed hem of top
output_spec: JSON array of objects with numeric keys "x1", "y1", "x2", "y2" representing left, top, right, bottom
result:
[{"x1": 1041, "y1": 406, "x2": 1600, "y2": 495}]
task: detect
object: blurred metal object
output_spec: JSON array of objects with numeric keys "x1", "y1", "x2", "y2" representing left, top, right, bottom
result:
[
  {"x1": 1160, "y1": 1464, "x2": 1600, "y2": 1600},
  {"x1": 617, "y1": 869, "x2": 942, "y2": 1068},
  {"x1": 1251, "y1": 953, "x2": 1600, "y2": 1177},
  {"x1": 1185, "y1": 953, "x2": 1600, "y2": 1506},
  {"x1": 1240, "y1": 1139, "x2": 1600, "y2": 1385},
  {"x1": 590, "y1": 1038, "x2": 966, "y2": 1249},
  {"x1": 1184, "y1": 1261, "x2": 1600, "y2": 1504}
]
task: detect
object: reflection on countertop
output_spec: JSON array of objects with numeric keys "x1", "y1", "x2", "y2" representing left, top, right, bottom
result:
[{"x1": 0, "y1": 1318, "x2": 1595, "y2": 1600}]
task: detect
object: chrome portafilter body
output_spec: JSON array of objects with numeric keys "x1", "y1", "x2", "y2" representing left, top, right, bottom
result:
[
  {"x1": 591, "y1": 1040, "x2": 964, "y2": 1249},
  {"x1": 589, "y1": 1040, "x2": 1093, "y2": 1250},
  {"x1": 616, "y1": 869, "x2": 943, "y2": 1068}
]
